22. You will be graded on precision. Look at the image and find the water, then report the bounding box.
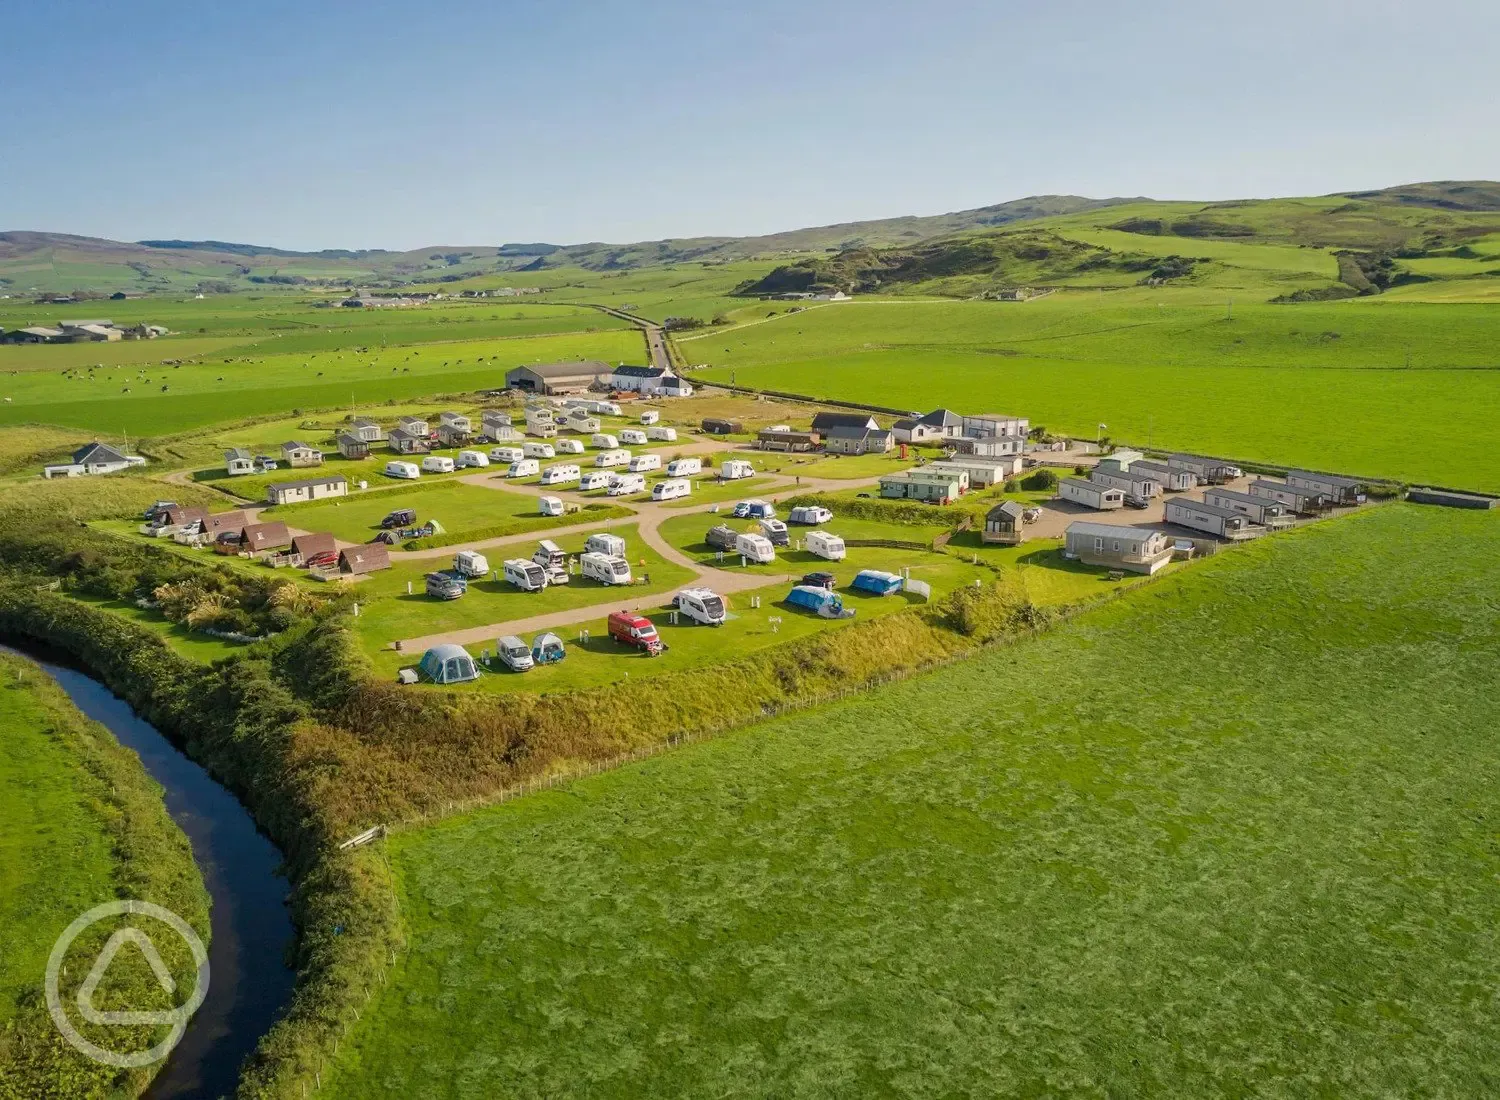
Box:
[3,643,296,1099]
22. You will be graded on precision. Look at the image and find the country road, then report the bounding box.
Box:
[591,304,674,370]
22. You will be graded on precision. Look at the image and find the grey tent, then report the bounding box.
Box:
[418,644,478,684]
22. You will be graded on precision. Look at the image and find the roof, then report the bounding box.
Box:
[397,415,427,426]
[422,643,470,662]
[1066,521,1164,541]
[77,324,116,337]
[892,418,918,430]
[1166,499,1249,521]
[987,501,1025,520]
[18,326,63,338]
[811,411,879,431]
[161,505,208,525]
[267,475,346,493]
[1287,469,1363,489]
[966,412,1025,422]
[241,521,291,548]
[225,447,252,461]
[1062,477,1120,494]
[1169,453,1238,468]
[1125,460,1176,476]
[614,364,667,378]
[1092,466,1159,484]
[351,416,380,427]
[511,360,610,379]
[291,532,338,558]
[388,426,418,441]
[1205,488,1282,509]
[757,428,818,440]
[281,440,314,452]
[917,408,963,427]
[1249,479,1325,499]
[336,433,366,447]
[203,510,248,534]
[73,441,128,465]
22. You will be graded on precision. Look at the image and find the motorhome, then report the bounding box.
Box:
[384,460,420,480]
[757,516,789,545]
[639,410,660,425]
[532,539,569,583]
[627,453,662,473]
[805,530,846,561]
[581,552,633,585]
[591,433,620,450]
[453,550,489,578]
[495,635,533,672]
[538,496,566,516]
[619,428,648,445]
[665,457,701,477]
[522,441,555,459]
[674,588,726,626]
[789,505,833,525]
[607,610,663,655]
[489,446,525,464]
[539,463,581,485]
[608,473,647,496]
[651,478,691,501]
[579,470,613,491]
[507,458,541,478]
[734,532,776,563]
[705,524,739,552]
[502,558,549,592]
[594,449,631,468]
[720,459,755,480]
[421,455,455,474]
[454,449,490,469]
[555,438,585,454]
[646,426,677,442]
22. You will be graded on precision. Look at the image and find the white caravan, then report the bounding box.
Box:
[734,532,776,563]
[538,496,566,516]
[384,460,420,479]
[506,458,540,478]
[579,470,613,491]
[674,587,726,626]
[580,552,633,585]
[646,426,677,442]
[665,457,701,477]
[639,410,660,426]
[454,449,490,469]
[585,532,626,557]
[502,558,549,592]
[619,428,648,446]
[608,473,647,496]
[805,530,847,561]
[594,449,631,468]
[720,459,755,480]
[421,455,455,474]
[591,433,620,450]
[453,550,489,577]
[489,446,524,464]
[651,478,691,501]
[522,441,556,459]
[627,453,662,473]
[555,438,585,454]
[539,463,581,485]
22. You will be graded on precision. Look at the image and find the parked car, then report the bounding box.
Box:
[496,635,533,672]
[607,611,665,656]
[1124,492,1150,509]
[800,571,837,590]
[381,508,417,529]
[425,571,466,600]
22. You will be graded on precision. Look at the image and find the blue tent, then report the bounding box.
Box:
[418,643,479,684]
[531,632,566,663]
[851,569,904,596]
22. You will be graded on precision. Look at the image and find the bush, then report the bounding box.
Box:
[1022,468,1059,492]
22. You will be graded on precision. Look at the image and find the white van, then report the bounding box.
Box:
[421,455,455,474]
[734,532,776,563]
[384,460,420,479]
[455,449,490,469]
[454,550,489,577]
[581,552,633,585]
[646,426,677,442]
[608,473,647,496]
[507,458,540,478]
[503,558,549,592]
[639,410,660,426]
[627,453,662,473]
[523,441,556,459]
[496,635,533,673]
[594,449,631,468]
[538,496,566,516]
[555,438,585,455]
[665,457,701,477]
[652,478,691,502]
[539,463,581,485]
[619,428,648,446]
[489,446,524,464]
[579,470,613,491]
[720,459,755,480]
[674,587,726,626]
[585,532,626,557]
[591,433,619,450]
[806,530,846,561]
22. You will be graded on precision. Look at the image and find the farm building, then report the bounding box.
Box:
[1063,521,1174,575]
[339,543,391,575]
[290,532,338,566]
[701,417,745,435]
[1059,477,1124,510]
[202,510,249,540]
[387,426,428,454]
[1124,459,1196,491]
[239,521,292,554]
[2,326,65,343]
[1202,487,1293,527]
[1168,453,1242,484]
[815,412,894,455]
[505,361,608,395]
[224,447,255,476]
[982,500,1026,545]
[1406,488,1499,509]
[1286,469,1365,505]
[336,433,370,460]
[879,469,966,503]
[1090,465,1162,498]
[926,456,1020,488]
[265,475,347,506]
[1165,498,1260,539]
[756,428,820,452]
[1248,479,1331,515]
[892,408,964,444]
[349,417,384,442]
[611,365,693,397]
[280,441,323,468]
[43,441,146,478]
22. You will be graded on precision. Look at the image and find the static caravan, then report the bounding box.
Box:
[1286,469,1365,505]
[539,463,581,485]
[384,460,420,480]
[720,459,755,480]
[585,532,626,557]
[1127,459,1196,492]
[665,457,701,477]
[1062,521,1174,575]
[1059,477,1124,510]
[579,470,613,491]
[567,414,601,433]
[982,500,1025,545]
[619,429,648,446]
[522,441,556,460]
[489,446,525,464]
[608,473,647,496]
[925,457,1016,489]
[591,433,620,450]
[734,532,776,563]
[556,438,585,454]
[646,426,677,442]
[1165,498,1260,539]
[674,588,726,626]
[1168,453,1242,485]
[594,449,631,468]
[507,458,541,478]
[421,455,455,474]
[1202,487,1293,526]
[1090,465,1162,498]
[503,558,549,592]
[640,410,661,426]
[805,530,846,561]
[455,449,490,469]
[652,478,691,501]
[628,453,662,473]
[1249,479,1330,515]
[580,552,633,585]
[879,470,966,504]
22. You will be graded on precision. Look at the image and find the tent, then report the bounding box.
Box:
[531,632,566,663]
[418,644,479,684]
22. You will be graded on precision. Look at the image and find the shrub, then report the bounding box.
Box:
[1022,468,1059,492]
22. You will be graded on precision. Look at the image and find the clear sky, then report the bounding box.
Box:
[2,0,1496,250]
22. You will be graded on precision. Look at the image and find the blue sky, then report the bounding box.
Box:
[2,0,1496,249]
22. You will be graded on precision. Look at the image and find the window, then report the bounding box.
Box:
[1093,537,1104,551]
[1112,540,1121,552]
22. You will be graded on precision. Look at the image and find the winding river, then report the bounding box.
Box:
[4,643,296,1100]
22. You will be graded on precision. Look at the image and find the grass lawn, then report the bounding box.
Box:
[64,594,250,662]
[325,504,1500,1097]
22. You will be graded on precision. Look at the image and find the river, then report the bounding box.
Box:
[4,643,296,1100]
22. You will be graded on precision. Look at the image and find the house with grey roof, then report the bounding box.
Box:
[1063,520,1174,574]
[224,447,255,476]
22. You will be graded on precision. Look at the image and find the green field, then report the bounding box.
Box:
[324,504,1500,1097]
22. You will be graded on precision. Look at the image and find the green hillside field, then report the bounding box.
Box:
[322,503,1500,1099]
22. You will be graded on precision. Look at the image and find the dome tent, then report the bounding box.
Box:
[418,643,478,684]
[531,632,566,663]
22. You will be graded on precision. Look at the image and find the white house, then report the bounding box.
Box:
[280,440,324,468]
[892,408,964,444]
[44,441,146,478]
[265,475,348,506]
[224,448,255,476]
[611,364,694,397]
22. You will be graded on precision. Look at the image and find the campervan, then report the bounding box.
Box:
[651,478,691,502]
[639,410,660,426]
[539,463,581,485]
[581,552,633,585]
[646,426,677,442]
[608,473,647,496]
[805,530,846,561]
[720,459,755,480]
[556,438,585,455]
[619,429,648,446]
[704,524,738,551]
[734,532,776,564]
[496,635,534,673]
[455,449,490,469]
[758,518,789,546]
[523,441,555,459]
[579,470,612,491]
[665,457,701,477]
[785,585,854,619]
[502,558,549,592]
[788,505,833,525]
[421,455,455,474]
[532,540,569,584]
[424,571,466,600]
[734,499,776,520]
[606,611,662,655]
[627,453,662,473]
[384,460,420,480]
[538,496,566,517]
[594,449,631,468]
[585,532,626,558]
[507,458,540,478]
[453,550,489,578]
[591,433,620,450]
[489,446,524,464]
[674,588,726,626]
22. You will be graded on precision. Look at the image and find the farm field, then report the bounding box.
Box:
[323,504,1500,1097]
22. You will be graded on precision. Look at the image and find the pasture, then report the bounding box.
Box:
[324,504,1500,1098]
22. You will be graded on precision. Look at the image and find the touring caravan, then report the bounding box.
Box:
[538,496,566,516]
[384,460,420,480]
[789,505,833,526]
[502,558,549,592]
[674,587,726,626]
[665,457,701,477]
[734,532,776,564]
[585,533,626,558]
[805,530,846,561]
[758,518,789,546]
[555,438,585,454]
[421,455,455,474]
[594,449,631,468]
[532,540,569,584]
[651,478,691,501]
[720,459,755,480]
[619,429,648,445]
[646,426,677,442]
[507,458,540,478]
[608,473,647,496]
[496,635,533,673]
[579,470,612,491]
[627,453,662,473]
[489,446,524,464]
[591,433,620,450]
[539,463,581,485]
[581,552,633,585]
[455,449,490,469]
[639,410,660,426]
[453,550,489,578]
[786,585,855,619]
[522,441,556,459]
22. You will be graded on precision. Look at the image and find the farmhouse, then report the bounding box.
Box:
[1202,487,1293,527]
[926,456,1020,488]
[1168,453,1242,484]
[436,412,472,446]
[1063,521,1174,575]
[814,412,894,455]
[339,543,391,575]
[239,521,292,554]
[701,418,745,435]
[879,469,966,504]
[505,361,608,395]
[1248,479,1330,515]
[1164,497,1260,539]
[265,475,347,506]
[280,440,323,467]
[349,417,385,442]
[1124,459,1196,491]
[1286,469,1365,505]
[224,447,255,476]
[336,433,370,460]
[892,408,964,444]
[756,428,820,452]
[387,426,428,455]
[290,532,338,566]
[611,365,694,397]
[43,441,146,478]
[982,500,1026,545]
[1059,477,1124,510]
[1090,465,1162,498]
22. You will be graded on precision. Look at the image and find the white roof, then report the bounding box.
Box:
[1066,521,1163,540]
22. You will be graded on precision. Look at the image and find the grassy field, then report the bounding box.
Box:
[64,594,250,662]
[324,504,1500,1097]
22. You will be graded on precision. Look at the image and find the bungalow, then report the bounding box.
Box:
[1164,497,1260,539]
[436,414,472,447]
[290,531,339,566]
[1059,477,1124,510]
[239,521,292,554]
[982,500,1026,545]
[1125,459,1196,492]
[143,505,208,536]
[701,417,745,435]
[927,455,1022,488]
[815,413,894,456]
[265,475,348,506]
[756,428,820,452]
[1286,469,1365,505]
[280,440,324,468]
[611,364,694,397]
[892,408,964,444]
[879,469,966,503]
[202,510,249,541]
[1168,453,1242,485]
[349,417,385,443]
[396,415,429,438]
[387,426,429,454]
[1202,487,1294,527]
[43,441,147,478]
[224,447,255,476]
[336,433,370,460]
[505,361,608,395]
[1090,465,1162,498]
[339,543,391,575]
[1063,521,1174,575]
[1248,479,1331,515]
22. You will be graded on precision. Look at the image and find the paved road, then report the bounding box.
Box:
[592,304,674,370]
